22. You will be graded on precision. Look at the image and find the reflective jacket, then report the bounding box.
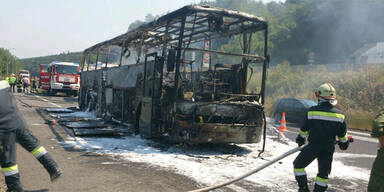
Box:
[371,109,384,138]
[9,76,16,84]
[0,80,27,132]
[299,102,348,144]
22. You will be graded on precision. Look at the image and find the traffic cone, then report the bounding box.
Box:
[279,112,287,132]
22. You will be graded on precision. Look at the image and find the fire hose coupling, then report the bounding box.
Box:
[337,135,353,150]
[348,135,354,142]
[336,135,354,144]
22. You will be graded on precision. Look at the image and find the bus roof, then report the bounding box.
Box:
[84,5,267,54]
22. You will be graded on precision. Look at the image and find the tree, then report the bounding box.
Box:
[0,48,21,77]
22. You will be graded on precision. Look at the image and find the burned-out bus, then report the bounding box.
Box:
[79,5,269,144]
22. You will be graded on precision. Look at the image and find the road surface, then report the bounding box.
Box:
[282,123,377,170]
[0,92,374,192]
[0,92,200,192]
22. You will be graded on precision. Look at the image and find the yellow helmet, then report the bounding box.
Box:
[315,83,336,100]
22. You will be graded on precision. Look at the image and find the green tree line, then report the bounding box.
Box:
[22,0,384,70]
[0,48,22,78]
[20,52,82,76]
[205,0,384,65]
[17,0,383,130]
[247,62,384,130]
[125,0,384,66]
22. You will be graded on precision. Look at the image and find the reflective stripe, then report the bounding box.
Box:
[308,111,345,123]
[2,165,19,176]
[315,176,328,187]
[299,130,309,138]
[31,146,47,158]
[338,133,348,142]
[294,168,306,176]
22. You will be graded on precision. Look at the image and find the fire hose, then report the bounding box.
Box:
[188,136,354,192]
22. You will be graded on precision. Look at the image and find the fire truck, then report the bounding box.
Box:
[19,69,30,79]
[40,61,80,96]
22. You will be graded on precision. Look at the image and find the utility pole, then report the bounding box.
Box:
[7,48,15,75]
[10,59,13,74]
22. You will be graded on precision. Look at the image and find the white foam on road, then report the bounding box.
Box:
[57,111,96,119]
[59,122,371,192]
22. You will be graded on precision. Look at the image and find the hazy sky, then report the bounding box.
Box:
[0,0,276,58]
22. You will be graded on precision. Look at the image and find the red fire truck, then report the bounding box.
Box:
[40,61,80,96]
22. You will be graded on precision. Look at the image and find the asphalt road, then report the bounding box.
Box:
[282,122,378,170]
[2,92,373,192]
[1,92,200,192]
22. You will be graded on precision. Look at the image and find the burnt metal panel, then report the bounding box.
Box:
[72,128,118,136]
[83,5,267,55]
[105,64,144,89]
[79,5,269,145]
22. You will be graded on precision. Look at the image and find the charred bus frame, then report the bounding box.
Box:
[80,5,269,144]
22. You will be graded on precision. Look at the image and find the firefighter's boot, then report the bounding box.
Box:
[6,187,24,192]
[4,170,23,192]
[6,183,24,192]
[295,175,310,192]
[313,175,328,192]
[37,153,62,182]
[313,184,327,192]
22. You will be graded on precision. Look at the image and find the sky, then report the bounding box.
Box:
[0,0,278,59]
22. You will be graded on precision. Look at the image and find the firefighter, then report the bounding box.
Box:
[367,109,384,192]
[0,80,62,192]
[293,83,349,192]
[31,77,37,93]
[21,76,29,93]
[9,74,16,92]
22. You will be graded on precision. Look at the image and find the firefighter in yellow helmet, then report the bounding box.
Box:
[293,83,349,192]
[367,109,384,191]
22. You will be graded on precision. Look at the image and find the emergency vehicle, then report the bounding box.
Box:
[40,61,80,96]
[18,70,30,81]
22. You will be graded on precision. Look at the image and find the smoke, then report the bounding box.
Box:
[304,0,384,64]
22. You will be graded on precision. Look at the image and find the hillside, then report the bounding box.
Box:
[247,62,384,130]
[20,52,82,76]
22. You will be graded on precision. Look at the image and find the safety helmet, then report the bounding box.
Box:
[315,83,336,100]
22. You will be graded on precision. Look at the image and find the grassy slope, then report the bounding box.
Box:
[248,62,384,131]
